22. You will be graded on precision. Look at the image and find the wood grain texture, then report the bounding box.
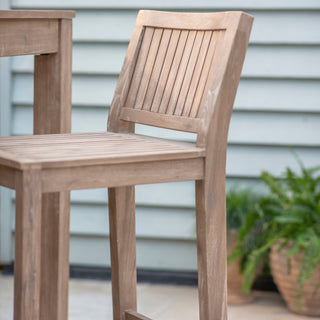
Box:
[120,108,200,132]
[125,310,153,320]
[0,10,75,19]
[0,132,204,169]
[139,10,228,30]
[0,165,17,189]
[109,186,137,320]
[14,169,42,320]
[0,10,74,320]
[34,19,72,135]
[39,192,70,320]
[0,9,253,320]
[33,17,73,320]
[0,19,58,56]
[166,30,197,115]
[195,12,253,320]
[41,158,204,192]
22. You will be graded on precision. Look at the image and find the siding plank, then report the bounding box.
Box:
[12,74,320,112]
[11,0,320,10]
[69,204,196,240]
[68,237,197,270]
[12,45,320,79]
[71,11,320,44]
[12,106,320,146]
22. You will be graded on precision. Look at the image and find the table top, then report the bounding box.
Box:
[0,10,75,19]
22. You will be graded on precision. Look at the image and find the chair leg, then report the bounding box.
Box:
[195,179,228,320]
[108,186,137,320]
[40,192,70,320]
[14,169,42,320]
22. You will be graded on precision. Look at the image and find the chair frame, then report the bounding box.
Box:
[0,10,253,320]
[107,11,253,320]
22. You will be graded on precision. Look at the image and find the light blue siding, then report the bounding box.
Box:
[0,0,12,265]
[1,0,319,269]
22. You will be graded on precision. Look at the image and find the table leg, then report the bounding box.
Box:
[33,18,72,320]
[14,169,42,320]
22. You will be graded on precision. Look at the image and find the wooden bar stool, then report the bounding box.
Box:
[0,10,253,320]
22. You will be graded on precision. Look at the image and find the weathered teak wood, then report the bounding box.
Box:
[33,16,73,320]
[0,9,253,320]
[14,169,42,320]
[109,187,137,320]
[125,310,153,320]
[107,10,253,320]
[0,9,74,320]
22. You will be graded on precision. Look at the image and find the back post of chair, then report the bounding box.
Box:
[107,10,253,320]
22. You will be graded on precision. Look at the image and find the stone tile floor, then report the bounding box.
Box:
[0,273,314,319]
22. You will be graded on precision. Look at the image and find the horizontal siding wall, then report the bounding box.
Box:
[6,0,320,270]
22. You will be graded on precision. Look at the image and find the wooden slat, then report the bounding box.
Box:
[143,28,172,111]
[151,29,180,112]
[125,310,153,320]
[183,31,212,117]
[190,31,220,118]
[166,30,196,115]
[125,27,154,109]
[134,28,163,110]
[0,19,59,56]
[0,10,75,19]
[120,108,200,133]
[174,30,205,116]
[0,132,204,168]
[158,30,189,113]
[196,31,225,119]
[41,158,204,193]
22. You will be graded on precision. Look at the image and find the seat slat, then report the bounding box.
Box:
[0,132,205,169]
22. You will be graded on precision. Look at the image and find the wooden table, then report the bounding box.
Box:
[0,10,75,320]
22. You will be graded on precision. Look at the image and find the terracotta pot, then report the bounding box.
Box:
[270,242,320,316]
[227,229,254,304]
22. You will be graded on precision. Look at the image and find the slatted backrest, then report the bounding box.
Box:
[108,11,253,146]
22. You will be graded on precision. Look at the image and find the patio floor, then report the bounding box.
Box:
[0,273,313,320]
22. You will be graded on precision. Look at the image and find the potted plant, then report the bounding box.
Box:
[226,188,260,304]
[230,161,320,316]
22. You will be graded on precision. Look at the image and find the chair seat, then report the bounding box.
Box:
[0,132,205,170]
